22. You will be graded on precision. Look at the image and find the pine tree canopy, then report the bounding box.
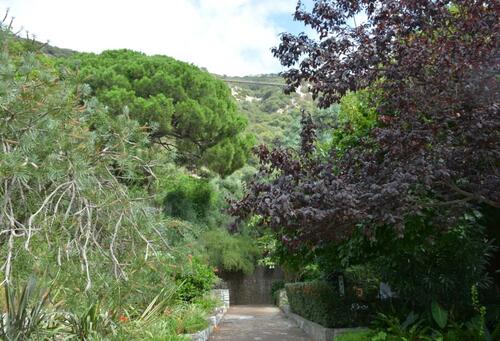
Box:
[61,49,254,176]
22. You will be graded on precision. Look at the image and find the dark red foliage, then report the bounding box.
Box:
[231,0,499,246]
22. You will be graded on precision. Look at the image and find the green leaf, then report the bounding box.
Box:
[431,301,448,329]
[401,311,418,329]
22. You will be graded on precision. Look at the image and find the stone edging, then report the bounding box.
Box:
[281,304,367,341]
[182,305,227,341]
[182,289,230,341]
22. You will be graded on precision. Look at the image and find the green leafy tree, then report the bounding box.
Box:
[201,229,260,274]
[0,25,172,290]
[61,50,253,175]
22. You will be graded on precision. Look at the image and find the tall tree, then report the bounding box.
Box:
[61,50,253,176]
[233,0,499,244]
[0,31,172,288]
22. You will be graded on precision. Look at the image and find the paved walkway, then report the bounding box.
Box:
[209,305,310,341]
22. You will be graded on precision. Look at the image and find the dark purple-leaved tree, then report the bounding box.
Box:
[232,0,499,247]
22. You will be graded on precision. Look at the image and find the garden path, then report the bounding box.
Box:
[209,305,310,341]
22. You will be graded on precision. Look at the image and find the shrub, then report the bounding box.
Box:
[192,295,220,313]
[163,175,216,222]
[343,266,380,302]
[271,280,285,304]
[201,229,259,274]
[367,220,495,312]
[0,278,51,340]
[372,309,490,341]
[335,330,372,341]
[174,258,217,302]
[285,281,373,328]
[175,305,209,334]
[62,302,117,339]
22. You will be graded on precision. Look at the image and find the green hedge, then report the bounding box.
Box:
[271,280,285,304]
[285,281,373,328]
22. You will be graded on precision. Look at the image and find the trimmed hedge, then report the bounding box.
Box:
[271,280,285,304]
[285,281,373,328]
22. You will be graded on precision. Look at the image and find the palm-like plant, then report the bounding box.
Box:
[0,277,49,340]
[62,302,117,340]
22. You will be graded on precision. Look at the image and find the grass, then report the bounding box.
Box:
[335,330,373,341]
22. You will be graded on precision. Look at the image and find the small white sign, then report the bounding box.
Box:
[338,275,345,296]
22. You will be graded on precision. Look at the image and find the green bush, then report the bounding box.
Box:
[63,302,117,339]
[201,229,259,274]
[176,306,209,334]
[162,175,216,222]
[0,278,51,340]
[192,295,220,313]
[271,280,285,304]
[335,330,372,341]
[372,309,490,341]
[367,219,495,313]
[285,281,373,328]
[174,258,217,302]
[343,266,380,302]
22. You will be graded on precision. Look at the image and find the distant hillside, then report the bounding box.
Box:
[32,41,324,147]
[218,74,317,147]
[15,36,77,58]
[40,43,76,58]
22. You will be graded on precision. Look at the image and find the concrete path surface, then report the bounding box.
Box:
[209,305,310,341]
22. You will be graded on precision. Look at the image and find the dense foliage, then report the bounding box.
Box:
[226,74,341,149]
[231,0,499,335]
[285,281,373,328]
[226,75,309,147]
[174,257,218,302]
[201,229,260,274]
[2,1,499,338]
[62,50,254,176]
[234,0,499,248]
[0,18,261,339]
[0,35,167,289]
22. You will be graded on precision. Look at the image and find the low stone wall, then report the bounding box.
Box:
[281,304,367,341]
[211,289,230,308]
[182,289,230,341]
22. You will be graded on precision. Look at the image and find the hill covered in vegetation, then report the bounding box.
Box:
[32,40,315,151]
[223,74,308,147]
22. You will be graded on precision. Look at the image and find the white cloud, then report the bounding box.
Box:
[0,0,300,76]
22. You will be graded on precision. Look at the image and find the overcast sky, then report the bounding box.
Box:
[0,0,311,76]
